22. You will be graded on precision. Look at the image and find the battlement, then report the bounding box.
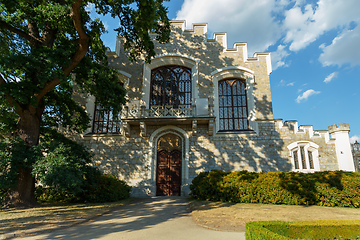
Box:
[274,119,332,143]
[328,123,350,134]
[170,21,271,73]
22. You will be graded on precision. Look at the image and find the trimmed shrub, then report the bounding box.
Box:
[35,171,131,203]
[190,170,360,207]
[83,172,131,203]
[190,170,227,201]
[246,220,360,240]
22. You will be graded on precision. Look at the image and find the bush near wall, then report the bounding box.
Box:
[36,172,131,203]
[245,220,360,240]
[190,170,360,208]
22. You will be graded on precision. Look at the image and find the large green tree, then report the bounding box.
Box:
[0,0,170,205]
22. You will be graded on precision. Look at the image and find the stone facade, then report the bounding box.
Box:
[76,21,355,197]
[352,141,360,172]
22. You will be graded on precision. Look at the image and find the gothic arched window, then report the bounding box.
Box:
[218,79,249,131]
[288,141,320,172]
[150,66,192,108]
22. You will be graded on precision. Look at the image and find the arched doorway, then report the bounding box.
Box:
[156,133,182,196]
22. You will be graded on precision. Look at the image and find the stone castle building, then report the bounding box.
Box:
[76,21,355,197]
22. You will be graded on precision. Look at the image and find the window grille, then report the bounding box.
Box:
[92,104,121,134]
[308,151,314,169]
[218,79,249,131]
[293,150,299,169]
[150,66,192,108]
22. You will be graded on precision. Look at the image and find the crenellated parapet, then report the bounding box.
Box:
[274,119,332,143]
[274,119,355,171]
[167,21,272,74]
[328,123,350,134]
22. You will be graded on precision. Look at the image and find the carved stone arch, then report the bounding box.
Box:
[211,67,256,134]
[143,54,200,108]
[149,126,190,196]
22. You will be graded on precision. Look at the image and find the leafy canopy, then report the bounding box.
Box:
[0,0,170,132]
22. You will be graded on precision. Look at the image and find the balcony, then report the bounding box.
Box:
[121,99,215,137]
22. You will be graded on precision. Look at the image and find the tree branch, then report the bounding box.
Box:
[65,0,89,76]
[36,0,89,102]
[0,19,39,44]
[41,24,57,47]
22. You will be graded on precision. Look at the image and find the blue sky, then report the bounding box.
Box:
[97,0,360,142]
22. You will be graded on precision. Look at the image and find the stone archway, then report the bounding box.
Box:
[156,133,182,196]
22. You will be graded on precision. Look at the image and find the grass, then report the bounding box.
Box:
[0,198,133,237]
[189,200,360,232]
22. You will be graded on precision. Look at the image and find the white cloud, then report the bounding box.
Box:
[287,82,295,86]
[296,89,320,103]
[175,0,360,68]
[319,25,360,67]
[176,0,282,55]
[271,44,290,70]
[350,135,360,144]
[278,79,295,87]
[283,0,360,51]
[323,71,338,83]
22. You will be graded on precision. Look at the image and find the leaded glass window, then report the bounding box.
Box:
[92,104,121,134]
[293,150,299,169]
[300,146,307,169]
[308,151,314,169]
[218,79,249,131]
[150,66,192,108]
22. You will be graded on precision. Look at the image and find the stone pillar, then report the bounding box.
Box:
[328,123,355,172]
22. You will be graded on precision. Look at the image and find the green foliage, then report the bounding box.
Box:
[190,170,360,208]
[0,137,41,190]
[0,0,170,122]
[83,171,131,203]
[246,220,360,240]
[0,100,17,138]
[35,170,131,203]
[190,170,227,201]
[246,221,289,240]
[33,131,93,195]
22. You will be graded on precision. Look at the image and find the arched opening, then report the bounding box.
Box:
[156,133,182,196]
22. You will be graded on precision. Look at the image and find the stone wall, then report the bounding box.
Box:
[76,119,341,197]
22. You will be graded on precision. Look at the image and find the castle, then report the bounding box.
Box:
[76,21,355,197]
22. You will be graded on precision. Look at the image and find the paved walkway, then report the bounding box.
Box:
[16,197,245,240]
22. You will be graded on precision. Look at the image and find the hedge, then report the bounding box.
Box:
[36,172,131,203]
[190,170,360,208]
[246,220,360,239]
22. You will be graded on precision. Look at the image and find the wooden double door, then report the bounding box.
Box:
[156,149,182,196]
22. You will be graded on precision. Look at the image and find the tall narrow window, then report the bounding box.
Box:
[308,151,314,169]
[150,66,192,108]
[300,146,307,169]
[293,150,299,169]
[92,104,121,134]
[218,79,248,131]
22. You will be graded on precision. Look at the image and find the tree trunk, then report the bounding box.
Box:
[6,107,43,207]
[17,108,42,147]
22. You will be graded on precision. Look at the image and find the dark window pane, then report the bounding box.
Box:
[218,79,249,131]
[300,146,307,169]
[293,150,299,169]
[308,151,314,169]
[150,66,192,108]
[92,104,121,134]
